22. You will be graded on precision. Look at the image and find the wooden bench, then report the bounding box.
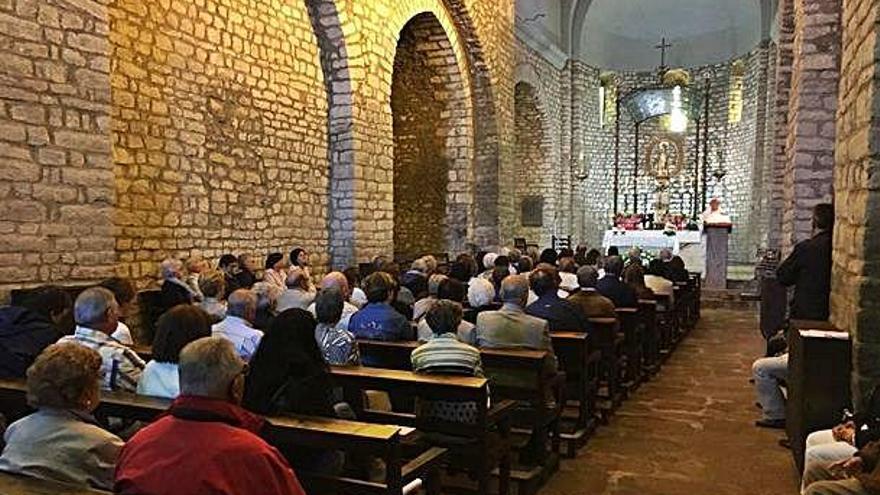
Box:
[638,300,660,376]
[587,317,624,419]
[0,379,446,495]
[654,294,675,356]
[0,472,110,495]
[616,307,643,391]
[330,365,515,495]
[550,331,599,456]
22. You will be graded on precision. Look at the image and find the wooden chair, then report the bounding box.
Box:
[0,380,447,495]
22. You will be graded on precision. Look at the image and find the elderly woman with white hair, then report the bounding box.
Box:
[464,277,497,324]
[412,273,448,321]
[158,258,197,315]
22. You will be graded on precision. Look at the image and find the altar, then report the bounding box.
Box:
[602,229,706,273]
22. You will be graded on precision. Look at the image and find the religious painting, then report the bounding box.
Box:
[521,196,544,227]
[644,134,685,183]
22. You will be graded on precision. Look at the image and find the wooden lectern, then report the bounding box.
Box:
[704,223,731,290]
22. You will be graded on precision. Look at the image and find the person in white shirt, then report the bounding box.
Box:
[98,277,137,345]
[557,258,579,292]
[138,305,212,399]
[57,288,144,392]
[211,289,264,361]
[307,272,359,328]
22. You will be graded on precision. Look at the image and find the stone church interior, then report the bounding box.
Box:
[0,0,875,493]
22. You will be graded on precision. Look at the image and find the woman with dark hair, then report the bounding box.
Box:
[243,309,344,473]
[263,252,287,297]
[137,305,212,398]
[584,248,601,267]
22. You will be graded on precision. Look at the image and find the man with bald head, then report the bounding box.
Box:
[307,271,359,330]
[212,289,263,361]
[475,275,554,356]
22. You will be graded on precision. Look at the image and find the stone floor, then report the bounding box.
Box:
[540,308,799,495]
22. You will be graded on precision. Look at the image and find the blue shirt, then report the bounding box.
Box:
[348,303,411,344]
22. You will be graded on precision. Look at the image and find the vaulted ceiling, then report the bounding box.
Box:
[516,0,779,70]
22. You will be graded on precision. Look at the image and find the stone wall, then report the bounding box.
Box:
[0,0,116,296]
[780,0,841,255]
[0,0,516,296]
[832,0,880,410]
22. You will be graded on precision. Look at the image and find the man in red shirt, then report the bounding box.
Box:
[115,337,306,495]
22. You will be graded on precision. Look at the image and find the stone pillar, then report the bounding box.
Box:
[832,0,880,411]
[780,0,841,255]
[768,0,795,251]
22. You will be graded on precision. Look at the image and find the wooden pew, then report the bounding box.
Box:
[329,365,515,495]
[654,294,675,357]
[588,317,624,419]
[638,300,660,376]
[0,472,110,495]
[0,379,446,495]
[550,331,599,456]
[616,307,643,391]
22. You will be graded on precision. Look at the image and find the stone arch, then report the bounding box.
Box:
[305,0,357,268]
[390,11,475,261]
[514,81,553,246]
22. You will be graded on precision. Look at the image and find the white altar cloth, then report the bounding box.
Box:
[602,229,702,255]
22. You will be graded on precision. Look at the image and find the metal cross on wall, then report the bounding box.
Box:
[655,37,672,71]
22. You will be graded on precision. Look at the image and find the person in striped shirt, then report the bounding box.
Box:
[411,301,485,424]
[57,287,145,392]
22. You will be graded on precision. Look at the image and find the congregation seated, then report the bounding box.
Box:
[115,337,306,495]
[801,421,859,493]
[0,285,72,379]
[58,287,144,392]
[526,266,588,332]
[138,305,212,399]
[276,268,316,312]
[413,273,447,321]
[158,258,196,316]
[567,266,617,319]
[475,274,555,360]
[313,288,360,365]
[98,277,137,345]
[417,278,476,344]
[243,309,350,474]
[802,439,880,495]
[584,248,601,268]
[0,343,123,490]
[197,270,227,323]
[412,301,485,422]
[450,253,478,283]
[622,262,656,301]
[307,271,360,330]
[218,254,242,295]
[596,256,638,308]
[464,277,498,324]
[539,248,558,266]
[349,272,412,343]
[644,259,674,304]
[211,289,264,361]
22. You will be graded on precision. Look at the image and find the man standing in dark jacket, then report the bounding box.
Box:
[776,203,834,320]
[0,286,73,378]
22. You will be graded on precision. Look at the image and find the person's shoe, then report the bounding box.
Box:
[755,418,786,429]
[778,438,791,449]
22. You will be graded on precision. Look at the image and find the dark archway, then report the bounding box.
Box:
[391,12,471,262]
